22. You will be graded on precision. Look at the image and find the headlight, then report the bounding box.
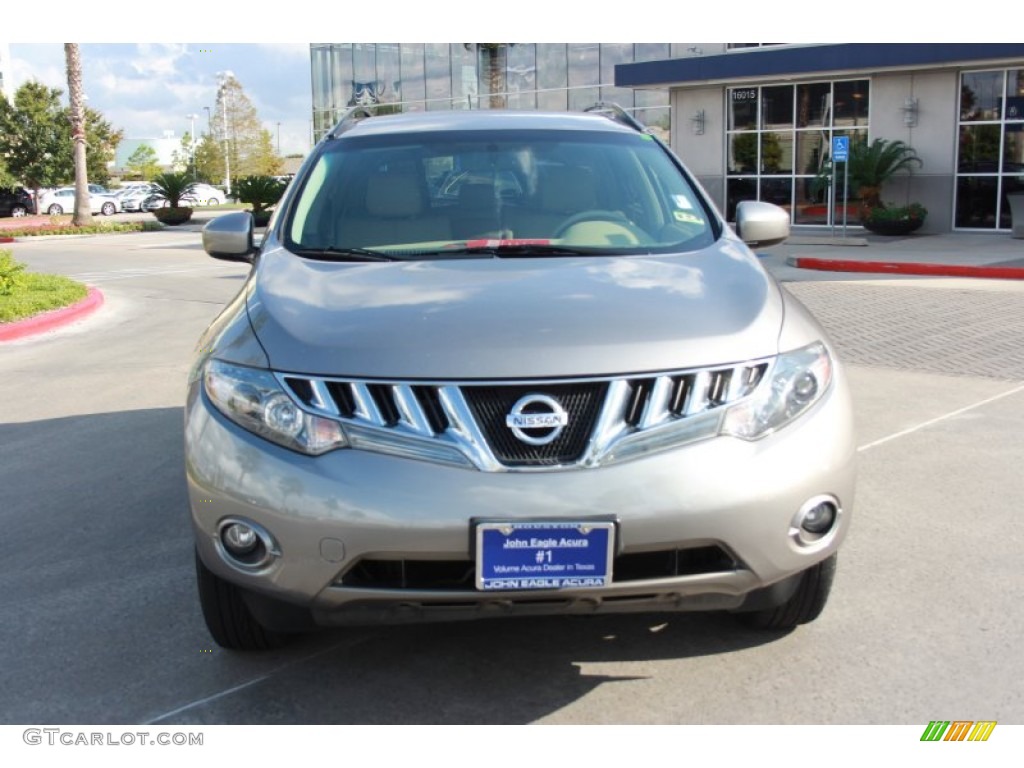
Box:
[720,342,832,440]
[203,359,348,455]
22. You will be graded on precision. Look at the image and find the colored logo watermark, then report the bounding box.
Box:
[921,721,997,742]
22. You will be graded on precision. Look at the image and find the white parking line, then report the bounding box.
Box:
[857,382,1024,452]
[68,264,241,282]
[143,639,351,725]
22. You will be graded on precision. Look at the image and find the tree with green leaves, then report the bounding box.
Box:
[0,158,17,188]
[82,107,122,186]
[0,82,72,211]
[171,132,197,178]
[249,129,283,176]
[65,43,92,226]
[126,144,162,180]
[211,73,283,184]
[193,132,222,184]
[0,80,123,207]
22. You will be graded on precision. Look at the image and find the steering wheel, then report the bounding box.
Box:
[554,209,631,238]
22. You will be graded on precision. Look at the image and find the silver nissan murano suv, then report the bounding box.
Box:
[187,106,855,650]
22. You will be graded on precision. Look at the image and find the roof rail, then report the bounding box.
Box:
[583,102,649,134]
[324,106,375,140]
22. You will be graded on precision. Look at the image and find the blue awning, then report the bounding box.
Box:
[616,44,1024,88]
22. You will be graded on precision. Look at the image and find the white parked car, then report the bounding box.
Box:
[184,183,226,206]
[38,187,120,216]
[119,185,157,212]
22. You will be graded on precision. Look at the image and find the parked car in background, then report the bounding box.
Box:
[0,187,34,218]
[37,187,120,216]
[184,183,226,206]
[120,185,157,212]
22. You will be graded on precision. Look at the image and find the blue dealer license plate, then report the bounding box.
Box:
[475,521,615,591]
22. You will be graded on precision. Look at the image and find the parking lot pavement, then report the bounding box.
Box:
[0,230,1022,725]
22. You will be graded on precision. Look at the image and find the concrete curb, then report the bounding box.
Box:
[786,257,1024,280]
[0,287,105,342]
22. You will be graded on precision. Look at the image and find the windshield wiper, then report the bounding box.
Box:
[293,246,399,262]
[441,240,601,258]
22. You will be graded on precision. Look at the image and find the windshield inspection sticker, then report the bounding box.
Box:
[674,211,704,225]
[672,195,693,209]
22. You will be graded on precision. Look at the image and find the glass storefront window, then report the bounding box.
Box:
[333,44,353,111]
[726,79,869,224]
[959,124,1002,172]
[794,177,830,225]
[309,43,672,144]
[424,43,451,110]
[956,69,1024,229]
[833,80,869,127]
[352,44,377,106]
[451,43,478,108]
[759,177,792,213]
[507,44,537,110]
[795,130,828,177]
[956,176,999,227]
[725,178,757,221]
[761,85,793,130]
[536,43,568,111]
[376,43,400,106]
[635,44,669,62]
[961,71,1003,121]
[399,44,425,111]
[796,82,830,128]
[729,87,758,131]
[600,43,634,108]
[1004,125,1024,172]
[729,134,758,175]
[760,132,793,174]
[567,43,599,111]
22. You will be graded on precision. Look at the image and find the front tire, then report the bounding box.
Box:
[11,205,27,217]
[738,553,837,630]
[101,202,116,216]
[47,204,63,215]
[195,550,288,651]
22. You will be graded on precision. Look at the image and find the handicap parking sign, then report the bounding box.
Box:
[832,136,850,162]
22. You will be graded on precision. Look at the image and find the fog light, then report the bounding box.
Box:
[790,495,842,549]
[222,522,258,555]
[215,518,278,571]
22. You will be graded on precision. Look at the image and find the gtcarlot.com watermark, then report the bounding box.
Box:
[23,728,203,747]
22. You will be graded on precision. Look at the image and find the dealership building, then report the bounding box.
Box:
[310,43,1024,233]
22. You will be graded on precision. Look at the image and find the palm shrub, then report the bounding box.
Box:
[149,171,196,225]
[150,171,196,209]
[847,138,922,210]
[234,175,286,225]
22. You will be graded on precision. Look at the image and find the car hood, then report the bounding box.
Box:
[247,239,784,379]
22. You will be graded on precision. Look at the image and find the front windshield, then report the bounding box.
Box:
[286,128,718,258]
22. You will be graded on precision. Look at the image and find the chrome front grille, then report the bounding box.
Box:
[462,382,607,466]
[277,359,771,471]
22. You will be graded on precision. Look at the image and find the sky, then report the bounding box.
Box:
[7,43,313,156]
[2,3,1007,161]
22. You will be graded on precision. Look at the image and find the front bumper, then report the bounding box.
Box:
[186,373,856,626]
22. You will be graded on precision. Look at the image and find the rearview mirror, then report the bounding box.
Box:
[203,212,256,262]
[735,201,790,248]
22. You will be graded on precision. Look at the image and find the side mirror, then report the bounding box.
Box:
[203,212,256,262]
[735,201,790,248]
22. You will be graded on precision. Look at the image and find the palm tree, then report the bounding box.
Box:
[150,171,196,208]
[234,175,286,226]
[149,171,196,225]
[847,138,922,210]
[64,44,92,226]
